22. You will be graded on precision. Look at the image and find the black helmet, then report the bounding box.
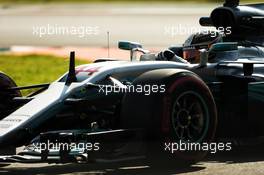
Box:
[183,31,222,63]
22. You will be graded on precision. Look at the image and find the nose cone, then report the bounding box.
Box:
[0,111,42,148]
[0,83,69,149]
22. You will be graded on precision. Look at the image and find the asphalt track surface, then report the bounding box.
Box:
[1,145,264,175]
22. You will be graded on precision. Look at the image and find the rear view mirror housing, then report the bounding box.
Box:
[118,41,142,51]
[118,41,149,61]
[209,42,238,52]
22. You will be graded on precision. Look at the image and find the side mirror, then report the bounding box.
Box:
[118,41,142,51]
[118,41,148,61]
[209,42,238,63]
[209,42,238,52]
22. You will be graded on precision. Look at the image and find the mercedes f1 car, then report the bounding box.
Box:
[0,0,264,164]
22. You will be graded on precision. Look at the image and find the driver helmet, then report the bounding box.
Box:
[182,31,223,63]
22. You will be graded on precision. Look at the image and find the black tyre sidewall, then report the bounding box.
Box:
[159,74,217,161]
[121,71,217,162]
[0,72,21,119]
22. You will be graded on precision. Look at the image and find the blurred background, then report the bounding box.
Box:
[0,0,261,59]
[0,0,262,89]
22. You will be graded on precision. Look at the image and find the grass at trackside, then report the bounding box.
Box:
[0,54,89,95]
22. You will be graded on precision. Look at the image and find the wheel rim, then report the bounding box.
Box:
[171,91,209,143]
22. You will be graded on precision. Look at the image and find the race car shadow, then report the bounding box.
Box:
[205,144,264,164]
[0,160,205,175]
[1,145,264,175]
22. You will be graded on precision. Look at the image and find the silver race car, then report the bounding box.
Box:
[0,0,264,164]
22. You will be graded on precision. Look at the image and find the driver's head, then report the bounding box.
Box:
[182,31,222,63]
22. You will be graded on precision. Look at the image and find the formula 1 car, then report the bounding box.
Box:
[0,0,264,164]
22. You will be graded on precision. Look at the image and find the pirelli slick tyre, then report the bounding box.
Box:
[121,69,217,163]
[0,72,21,119]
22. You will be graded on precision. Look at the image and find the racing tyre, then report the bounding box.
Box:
[121,69,217,164]
[0,72,21,119]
